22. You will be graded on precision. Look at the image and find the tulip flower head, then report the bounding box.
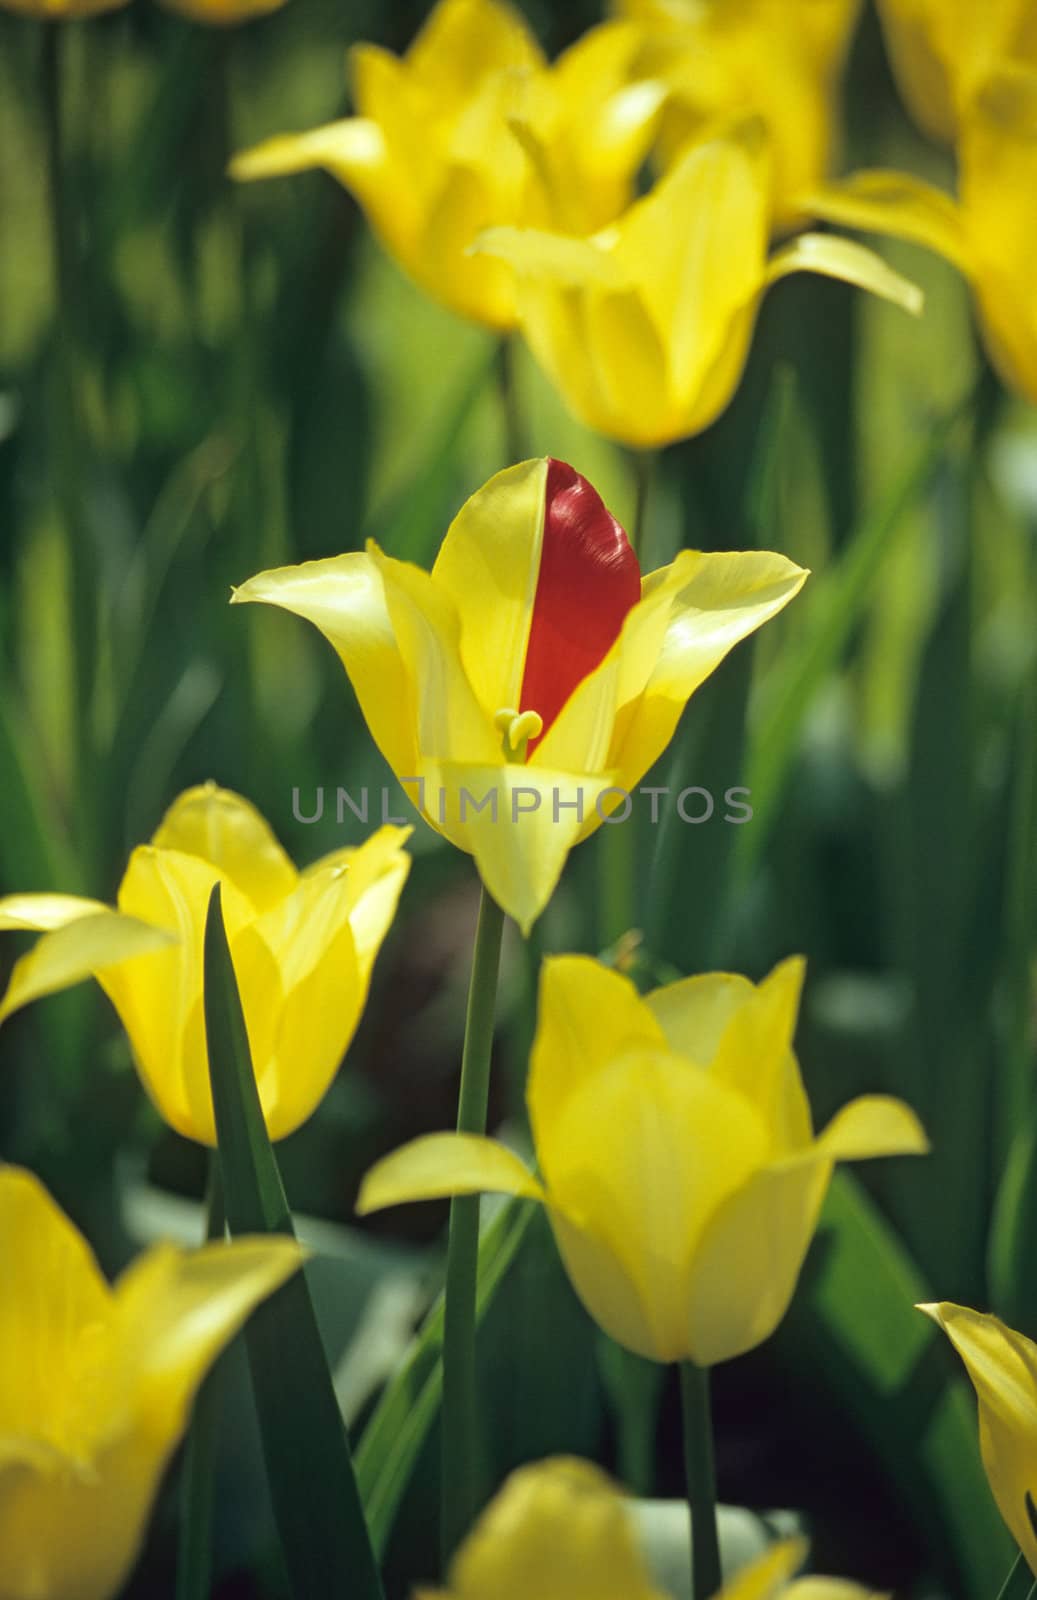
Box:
[0,1165,304,1600]
[874,0,1037,141]
[919,1302,1037,1576]
[418,1455,878,1600]
[806,66,1037,408]
[474,122,922,447]
[229,0,663,328]
[616,0,861,228]
[0,784,411,1144]
[359,954,928,1365]
[234,457,808,933]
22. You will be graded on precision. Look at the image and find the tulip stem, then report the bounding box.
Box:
[680,1361,722,1600]
[176,1157,226,1600]
[496,335,524,464]
[629,448,656,563]
[441,884,506,1568]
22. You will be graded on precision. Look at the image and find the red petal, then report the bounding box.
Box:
[519,459,641,753]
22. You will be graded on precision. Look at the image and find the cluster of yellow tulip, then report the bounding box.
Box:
[1,0,1036,1595]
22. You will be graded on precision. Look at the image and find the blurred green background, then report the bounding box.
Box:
[1,2,1035,1595]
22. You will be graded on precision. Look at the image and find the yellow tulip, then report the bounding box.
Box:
[234,457,807,934]
[157,0,285,25]
[417,1456,878,1600]
[228,0,663,329]
[919,1302,1037,1576]
[0,783,410,1144]
[359,954,927,1366]
[805,67,1037,406]
[0,1164,303,1600]
[873,0,1037,142]
[473,123,922,448]
[614,0,860,228]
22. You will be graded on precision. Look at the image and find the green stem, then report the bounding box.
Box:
[628,449,656,563]
[680,1362,721,1600]
[440,885,506,1568]
[176,1157,226,1600]
[496,335,524,465]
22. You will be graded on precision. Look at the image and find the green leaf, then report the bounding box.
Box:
[203,883,384,1600]
[356,1197,535,1560]
[774,1172,1012,1599]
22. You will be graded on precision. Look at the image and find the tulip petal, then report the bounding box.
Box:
[406,0,544,99]
[445,1456,669,1600]
[431,458,549,721]
[112,1236,306,1437]
[0,1166,112,1449]
[684,1153,831,1365]
[766,231,924,316]
[150,783,297,912]
[645,970,757,1064]
[918,1302,1037,1572]
[473,225,630,290]
[529,955,666,1173]
[356,1132,545,1215]
[0,911,175,1028]
[232,553,419,779]
[547,1049,770,1362]
[0,892,110,931]
[816,1095,929,1160]
[424,758,618,933]
[802,171,972,274]
[612,548,808,793]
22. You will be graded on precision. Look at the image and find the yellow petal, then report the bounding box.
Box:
[445,1456,668,1600]
[644,971,757,1062]
[546,1049,769,1362]
[766,231,924,317]
[405,0,544,98]
[684,1154,831,1365]
[430,459,549,721]
[874,0,957,142]
[232,553,419,779]
[918,1302,1037,1573]
[0,893,110,931]
[816,1095,929,1160]
[423,759,619,934]
[473,225,630,290]
[235,829,409,1140]
[112,1236,305,1437]
[0,911,175,1028]
[802,171,972,275]
[612,548,808,792]
[529,955,666,1177]
[150,783,297,911]
[356,1132,545,1215]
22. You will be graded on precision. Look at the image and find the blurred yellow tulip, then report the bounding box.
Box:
[874,0,1037,141]
[0,0,125,15]
[0,784,410,1144]
[158,0,285,25]
[806,67,1037,406]
[615,0,860,227]
[0,1164,303,1600]
[417,1456,879,1600]
[234,457,806,934]
[359,954,927,1366]
[919,1302,1037,1576]
[474,123,922,447]
[229,0,663,328]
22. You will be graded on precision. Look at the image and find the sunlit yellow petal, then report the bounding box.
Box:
[613,549,808,791]
[0,912,175,1028]
[0,893,110,931]
[405,0,544,99]
[529,955,666,1175]
[816,1095,929,1159]
[919,1302,1037,1572]
[356,1132,545,1215]
[232,554,419,779]
[766,232,924,316]
[684,1155,831,1365]
[431,459,548,720]
[150,783,297,911]
[803,172,972,275]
